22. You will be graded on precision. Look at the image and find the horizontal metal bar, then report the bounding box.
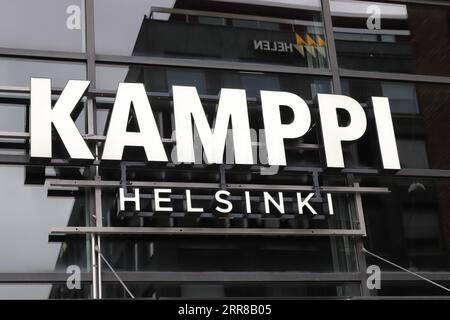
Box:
[93,89,259,102]
[341,168,379,175]
[150,6,323,28]
[380,272,450,281]
[0,132,103,141]
[0,85,30,94]
[225,183,314,191]
[96,54,333,76]
[395,168,450,178]
[0,154,96,166]
[384,0,450,7]
[0,272,92,283]
[0,132,319,148]
[94,89,315,107]
[1,271,449,284]
[351,296,450,300]
[0,154,29,164]
[225,184,389,193]
[0,85,85,95]
[342,167,450,178]
[47,179,390,193]
[340,69,450,84]
[48,179,220,189]
[0,153,448,180]
[0,85,312,105]
[0,47,87,62]
[288,143,321,150]
[0,131,29,139]
[50,226,365,237]
[118,212,314,219]
[319,186,389,194]
[333,27,410,36]
[101,271,361,283]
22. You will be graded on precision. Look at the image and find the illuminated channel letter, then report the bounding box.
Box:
[154,188,173,212]
[119,188,140,211]
[173,86,253,164]
[102,83,167,161]
[372,97,401,170]
[317,94,367,168]
[215,190,232,213]
[30,78,93,159]
[263,192,285,214]
[261,90,311,166]
[185,189,203,212]
[296,193,317,215]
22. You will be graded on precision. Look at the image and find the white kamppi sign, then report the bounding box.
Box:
[29,78,400,170]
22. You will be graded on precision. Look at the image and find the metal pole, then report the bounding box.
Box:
[96,235,102,298]
[90,233,98,299]
[97,249,135,299]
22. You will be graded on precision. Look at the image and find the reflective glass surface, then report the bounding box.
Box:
[342,79,450,170]
[0,0,85,52]
[0,165,89,272]
[332,0,450,76]
[100,237,357,272]
[362,177,450,271]
[95,0,328,68]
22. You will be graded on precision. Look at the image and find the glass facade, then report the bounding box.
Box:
[0,0,450,300]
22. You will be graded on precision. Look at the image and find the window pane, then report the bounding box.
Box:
[94,0,328,69]
[0,165,89,272]
[99,237,357,272]
[0,104,26,132]
[362,177,450,271]
[0,0,85,52]
[331,0,450,76]
[0,58,86,87]
[102,283,360,299]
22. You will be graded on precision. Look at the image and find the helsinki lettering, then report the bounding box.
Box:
[118,188,334,215]
[29,78,401,170]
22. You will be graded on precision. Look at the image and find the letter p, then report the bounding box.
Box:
[317,94,367,168]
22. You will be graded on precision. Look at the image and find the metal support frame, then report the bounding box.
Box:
[85,0,102,299]
[101,271,362,283]
[1,270,449,283]
[50,226,366,237]
[47,178,390,194]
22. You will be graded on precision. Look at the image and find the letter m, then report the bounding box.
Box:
[30,78,93,159]
[173,86,253,164]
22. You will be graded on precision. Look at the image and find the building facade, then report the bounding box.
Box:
[0,0,450,299]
